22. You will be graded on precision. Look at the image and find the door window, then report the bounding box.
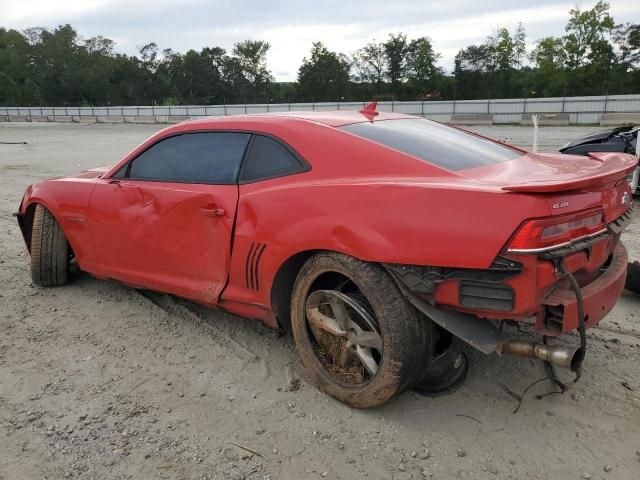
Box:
[127,132,250,183]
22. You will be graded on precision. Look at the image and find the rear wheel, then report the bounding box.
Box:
[290,252,432,408]
[30,204,69,287]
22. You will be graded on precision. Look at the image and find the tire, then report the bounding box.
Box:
[290,252,432,408]
[30,204,69,287]
[414,330,469,397]
[626,261,640,294]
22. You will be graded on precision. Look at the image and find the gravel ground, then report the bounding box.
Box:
[1,122,639,480]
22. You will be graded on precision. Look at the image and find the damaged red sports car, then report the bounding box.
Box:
[15,104,637,407]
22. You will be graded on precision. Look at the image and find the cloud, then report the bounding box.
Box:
[2,0,639,80]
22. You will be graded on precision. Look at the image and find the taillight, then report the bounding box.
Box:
[506,208,606,253]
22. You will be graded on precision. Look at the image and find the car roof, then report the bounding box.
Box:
[184,110,416,128]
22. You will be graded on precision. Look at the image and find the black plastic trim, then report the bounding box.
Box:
[383,256,522,305]
[458,281,515,311]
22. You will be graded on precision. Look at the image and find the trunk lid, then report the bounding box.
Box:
[463,151,636,223]
[499,152,637,193]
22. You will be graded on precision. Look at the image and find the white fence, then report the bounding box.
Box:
[2,94,640,125]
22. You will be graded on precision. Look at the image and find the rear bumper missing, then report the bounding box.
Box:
[385,243,628,359]
[540,242,628,334]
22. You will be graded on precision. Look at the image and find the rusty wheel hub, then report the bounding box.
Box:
[305,289,382,378]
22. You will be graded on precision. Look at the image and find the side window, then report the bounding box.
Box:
[111,164,128,178]
[239,135,307,182]
[127,132,250,183]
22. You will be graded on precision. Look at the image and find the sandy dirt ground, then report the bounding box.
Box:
[1,122,639,480]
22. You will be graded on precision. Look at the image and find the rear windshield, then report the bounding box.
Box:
[340,119,522,171]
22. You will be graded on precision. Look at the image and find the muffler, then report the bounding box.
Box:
[499,340,583,371]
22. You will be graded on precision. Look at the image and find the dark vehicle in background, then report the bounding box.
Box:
[560,126,639,195]
[561,126,640,295]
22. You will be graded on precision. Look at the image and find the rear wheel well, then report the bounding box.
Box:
[270,250,319,332]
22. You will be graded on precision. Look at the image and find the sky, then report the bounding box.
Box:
[2,0,640,81]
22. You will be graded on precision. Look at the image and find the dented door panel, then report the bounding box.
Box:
[88,179,238,303]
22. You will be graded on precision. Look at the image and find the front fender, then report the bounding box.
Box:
[15,179,97,267]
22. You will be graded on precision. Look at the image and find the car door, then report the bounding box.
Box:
[88,131,250,304]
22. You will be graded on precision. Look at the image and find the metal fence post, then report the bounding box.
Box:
[421,101,424,116]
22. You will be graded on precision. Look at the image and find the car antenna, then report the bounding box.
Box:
[359,101,379,119]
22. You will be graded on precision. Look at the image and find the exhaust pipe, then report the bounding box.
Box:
[500,340,583,371]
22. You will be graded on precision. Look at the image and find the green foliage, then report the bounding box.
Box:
[352,40,386,86]
[0,0,639,107]
[297,42,350,101]
[383,33,408,86]
[564,0,614,69]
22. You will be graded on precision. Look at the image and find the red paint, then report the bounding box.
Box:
[16,111,635,335]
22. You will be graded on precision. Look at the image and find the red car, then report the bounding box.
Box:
[15,104,636,407]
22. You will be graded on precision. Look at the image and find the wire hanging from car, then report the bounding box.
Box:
[499,259,586,413]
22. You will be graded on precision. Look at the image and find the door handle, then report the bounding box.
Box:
[200,206,225,217]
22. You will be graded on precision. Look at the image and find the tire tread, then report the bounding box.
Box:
[30,204,69,286]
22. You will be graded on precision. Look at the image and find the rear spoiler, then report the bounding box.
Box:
[502,152,638,193]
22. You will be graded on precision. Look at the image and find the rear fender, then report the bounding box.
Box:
[223,181,551,314]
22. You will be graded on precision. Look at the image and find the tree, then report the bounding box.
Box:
[139,42,159,69]
[383,33,408,87]
[405,37,441,93]
[531,37,567,95]
[614,23,640,70]
[564,0,614,69]
[297,42,350,101]
[453,44,495,99]
[0,28,34,104]
[1,9,639,107]
[489,24,527,71]
[84,36,114,56]
[232,40,273,101]
[352,40,386,86]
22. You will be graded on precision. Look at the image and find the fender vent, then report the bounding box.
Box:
[246,242,267,290]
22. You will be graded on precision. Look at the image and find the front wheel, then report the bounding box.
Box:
[30,204,70,287]
[290,252,432,408]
